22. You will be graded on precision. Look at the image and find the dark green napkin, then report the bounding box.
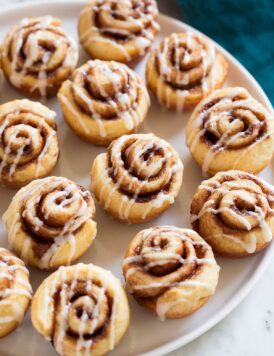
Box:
[177,0,274,104]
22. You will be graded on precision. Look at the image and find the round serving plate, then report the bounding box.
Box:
[0,1,273,355]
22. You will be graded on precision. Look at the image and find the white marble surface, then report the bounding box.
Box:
[1,1,274,355]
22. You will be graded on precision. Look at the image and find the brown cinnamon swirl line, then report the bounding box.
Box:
[78,0,159,64]
[190,170,274,257]
[0,248,32,337]
[186,87,274,176]
[31,263,130,355]
[123,226,219,320]
[1,16,78,98]
[0,99,59,188]
[58,59,150,145]
[3,176,97,270]
[146,32,228,111]
[90,133,183,223]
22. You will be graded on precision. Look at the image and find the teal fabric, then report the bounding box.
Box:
[177,0,274,104]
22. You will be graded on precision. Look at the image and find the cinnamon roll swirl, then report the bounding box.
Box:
[186,87,274,176]
[1,16,78,98]
[191,170,274,257]
[58,60,150,146]
[31,263,130,356]
[0,248,32,338]
[78,0,159,65]
[0,99,59,188]
[123,226,219,319]
[146,32,228,111]
[4,176,97,270]
[90,134,183,223]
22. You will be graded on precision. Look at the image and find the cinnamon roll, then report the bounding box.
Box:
[0,99,59,188]
[191,170,274,257]
[90,134,183,223]
[146,32,228,111]
[1,16,78,98]
[123,226,219,319]
[4,176,97,270]
[58,60,150,146]
[78,0,159,65]
[0,248,32,338]
[186,87,274,176]
[31,263,130,355]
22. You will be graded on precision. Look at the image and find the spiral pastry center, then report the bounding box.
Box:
[96,0,158,38]
[2,16,78,97]
[217,185,268,231]
[31,264,128,355]
[156,32,214,90]
[123,227,217,320]
[204,104,264,149]
[0,102,58,183]
[191,171,274,254]
[109,134,179,197]
[140,233,185,275]
[68,286,109,335]
[11,17,74,72]
[22,179,91,241]
[72,60,138,119]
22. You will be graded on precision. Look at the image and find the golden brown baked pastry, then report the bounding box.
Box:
[186,87,274,176]
[191,170,274,257]
[78,0,159,65]
[58,59,150,146]
[90,133,183,223]
[123,226,219,319]
[146,32,228,111]
[1,16,78,98]
[31,263,130,356]
[4,176,97,270]
[0,99,59,188]
[0,248,32,338]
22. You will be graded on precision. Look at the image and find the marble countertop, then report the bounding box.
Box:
[1,1,274,355]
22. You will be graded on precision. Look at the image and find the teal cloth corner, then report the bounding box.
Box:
[176,0,274,104]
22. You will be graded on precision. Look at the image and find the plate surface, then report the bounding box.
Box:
[0,1,273,356]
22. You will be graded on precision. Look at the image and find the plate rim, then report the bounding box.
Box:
[0,1,273,356]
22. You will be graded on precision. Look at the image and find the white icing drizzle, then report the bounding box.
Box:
[42,264,118,354]
[0,102,57,183]
[98,134,183,221]
[62,60,145,138]
[192,173,274,253]
[156,281,213,321]
[4,177,93,269]
[124,227,217,320]
[80,0,159,61]
[154,32,216,111]
[0,249,32,325]
[7,16,78,97]
[187,87,274,175]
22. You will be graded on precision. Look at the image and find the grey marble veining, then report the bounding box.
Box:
[1,1,273,355]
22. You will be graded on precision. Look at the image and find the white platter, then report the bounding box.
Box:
[0,1,273,355]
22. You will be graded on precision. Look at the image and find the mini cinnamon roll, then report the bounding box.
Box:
[58,60,150,146]
[186,87,274,176]
[0,248,32,338]
[146,32,228,111]
[0,99,59,188]
[123,226,219,319]
[4,176,97,270]
[31,263,129,356]
[191,170,274,257]
[1,16,78,98]
[78,0,159,65]
[90,134,183,223]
